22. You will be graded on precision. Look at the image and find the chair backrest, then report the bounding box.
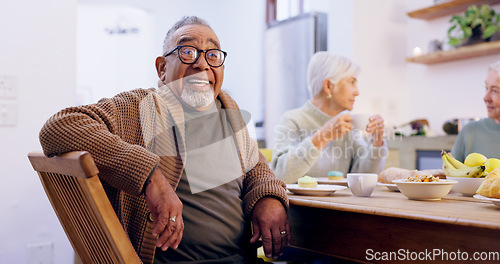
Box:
[259,148,273,163]
[28,151,142,264]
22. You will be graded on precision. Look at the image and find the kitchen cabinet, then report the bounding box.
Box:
[386,135,457,170]
[406,0,500,64]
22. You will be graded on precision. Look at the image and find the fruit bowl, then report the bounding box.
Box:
[446,176,485,196]
[393,179,457,201]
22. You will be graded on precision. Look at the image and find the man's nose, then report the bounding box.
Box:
[192,52,210,70]
[484,93,491,102]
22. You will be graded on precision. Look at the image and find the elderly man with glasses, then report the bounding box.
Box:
[39,16,290,264]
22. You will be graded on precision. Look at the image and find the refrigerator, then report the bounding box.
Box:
[263,12,327,148]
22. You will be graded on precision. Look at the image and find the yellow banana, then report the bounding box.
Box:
[441,150,457,169]
[441,150,486,177]
[445,152,469,169]
[469,166,486,178]
[443,164,485,178]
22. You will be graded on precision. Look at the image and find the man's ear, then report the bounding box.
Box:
[155,56,166,79]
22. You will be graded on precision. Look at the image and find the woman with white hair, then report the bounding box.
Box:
[451,60,500,161]
[270,52,387,184]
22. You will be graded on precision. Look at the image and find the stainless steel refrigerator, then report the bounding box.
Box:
[263,12,327,148]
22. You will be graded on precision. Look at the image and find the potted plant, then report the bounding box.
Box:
[447,4,500,46]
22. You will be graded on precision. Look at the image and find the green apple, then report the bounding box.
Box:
[484,158,500,173]
[464,153,487,167]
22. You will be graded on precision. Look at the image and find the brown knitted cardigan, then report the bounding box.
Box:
[39,87,289,264]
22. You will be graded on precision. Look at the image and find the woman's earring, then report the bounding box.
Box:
[326,94,332,99]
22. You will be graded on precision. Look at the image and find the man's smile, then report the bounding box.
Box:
[185,77,211,91]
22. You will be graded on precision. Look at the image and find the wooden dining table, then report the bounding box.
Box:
[287,185,500,263]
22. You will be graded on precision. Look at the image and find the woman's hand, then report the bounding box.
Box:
[312,113,352,150]
[366,114,385,147]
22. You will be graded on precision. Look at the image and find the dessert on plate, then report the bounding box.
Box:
[327,171,344,181]
[297,175,318,188]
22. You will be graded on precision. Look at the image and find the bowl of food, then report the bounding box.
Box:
[393,175,457,201]
[446,176,485,196]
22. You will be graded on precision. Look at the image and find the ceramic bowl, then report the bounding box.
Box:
[446,176,485,196]
[393,179,457,201]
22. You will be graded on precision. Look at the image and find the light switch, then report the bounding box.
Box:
[0,74,17,99]
[27,242,54,264]
[0,100,17,126]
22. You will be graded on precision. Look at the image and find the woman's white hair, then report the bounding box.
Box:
[488,60,500,77]
[306,52,360,97]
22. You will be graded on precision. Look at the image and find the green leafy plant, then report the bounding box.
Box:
[447,5,500,46]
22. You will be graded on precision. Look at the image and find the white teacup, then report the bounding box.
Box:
[350,113,371,133]
[347,173,378,197]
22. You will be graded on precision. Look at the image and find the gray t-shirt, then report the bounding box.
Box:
[451,118,500,162]
[154,100,246,263]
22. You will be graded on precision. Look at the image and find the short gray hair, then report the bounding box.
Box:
[306,52,360,97]
[162,16,213,55]
[488,60,500,77]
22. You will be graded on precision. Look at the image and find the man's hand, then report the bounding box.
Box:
[250,197,290,259]
[144,168,184,251]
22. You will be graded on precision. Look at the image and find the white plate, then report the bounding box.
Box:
[473,194,500,207]
[377,182,400,192]
[286,184,347,196]
[316,177,348,186]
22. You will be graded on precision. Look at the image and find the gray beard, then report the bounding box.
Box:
[180,86,215,108]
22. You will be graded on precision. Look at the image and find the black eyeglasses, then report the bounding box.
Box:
[164,45,227,68]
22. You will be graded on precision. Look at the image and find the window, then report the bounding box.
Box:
[266,0,304,24]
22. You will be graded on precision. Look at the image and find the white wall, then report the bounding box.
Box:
[0,0,77,263]
[78,0,266,121]
[405,0,500,135]
[352,0,409,130]
[77,4,157,104]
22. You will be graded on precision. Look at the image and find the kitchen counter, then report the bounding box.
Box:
[385,135,457,170]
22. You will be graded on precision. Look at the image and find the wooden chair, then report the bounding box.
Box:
[28,151,142,264]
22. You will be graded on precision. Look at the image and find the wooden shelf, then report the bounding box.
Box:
[407,0,500,20]
[406,40,500,64]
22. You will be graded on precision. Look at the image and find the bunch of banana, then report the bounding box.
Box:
[441,150,485,178]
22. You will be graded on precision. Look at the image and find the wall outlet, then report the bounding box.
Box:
[0,74,17,99]
[0,100,17,126]
[27,242,54,264]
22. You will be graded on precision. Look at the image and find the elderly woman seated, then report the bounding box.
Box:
[270,52,387,184]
